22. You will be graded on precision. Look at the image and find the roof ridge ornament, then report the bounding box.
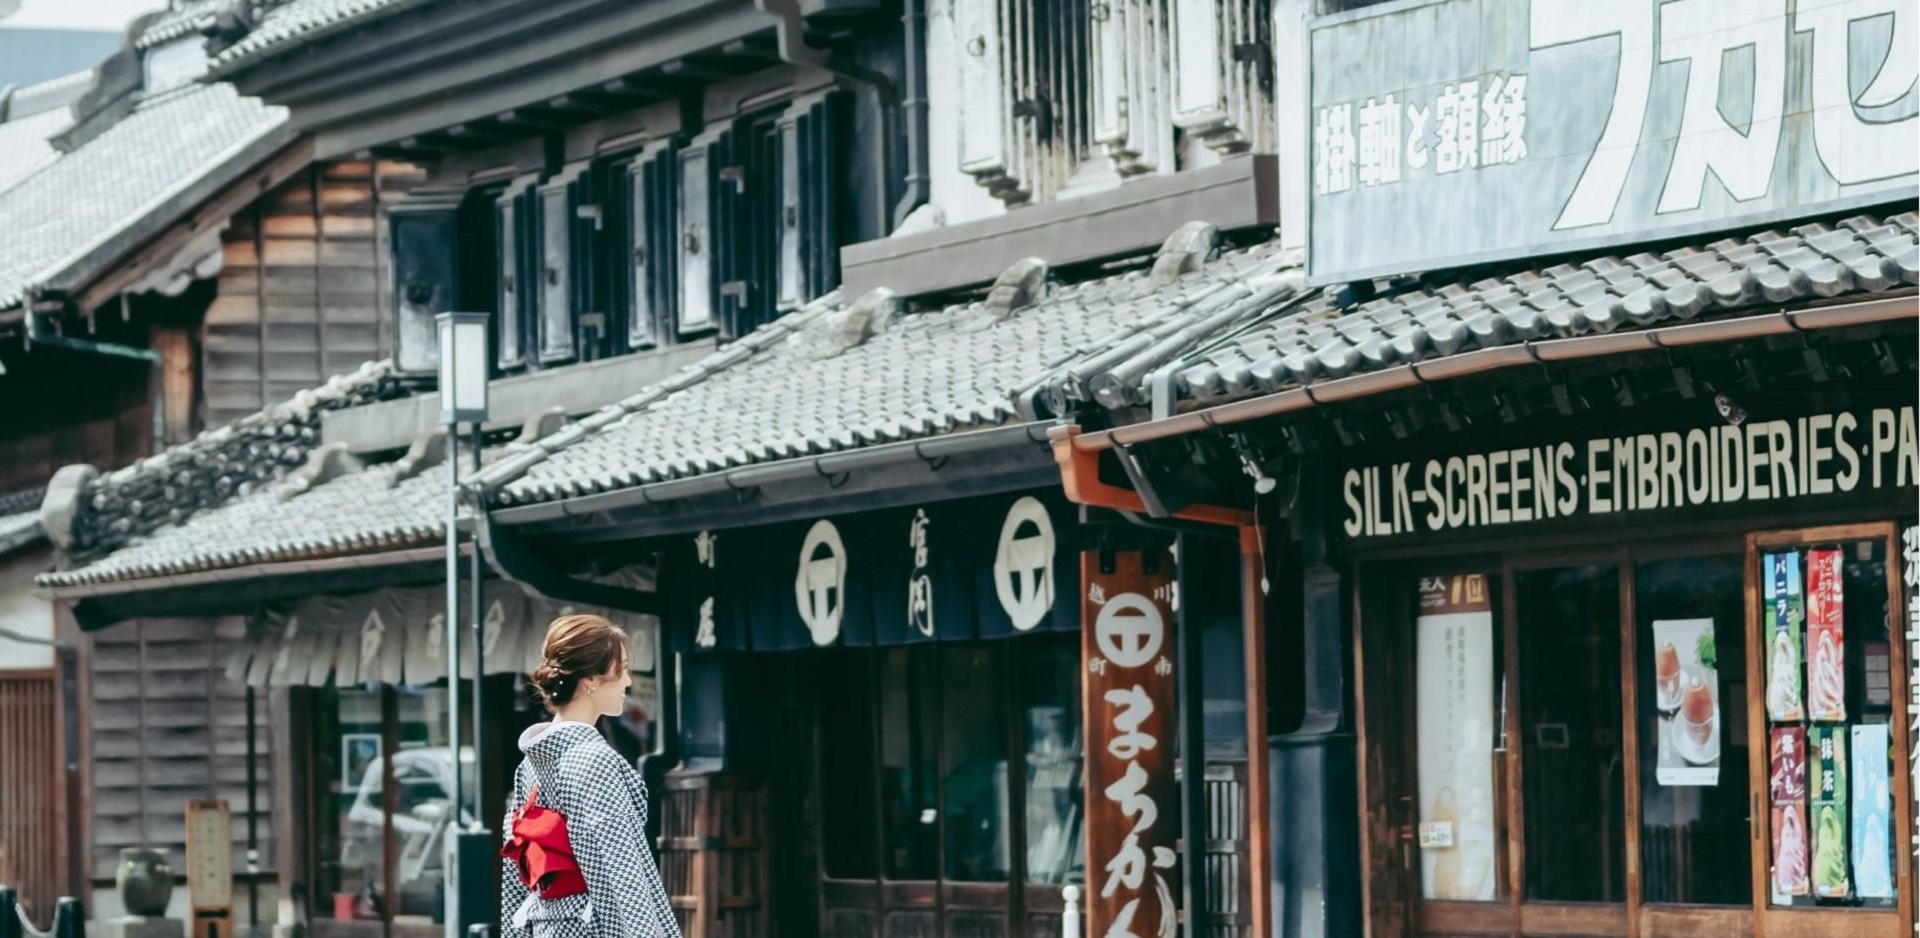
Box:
[278,443,365,503]
[794,289,901,360]
[976,257,1050,327]
[1150,221,1221,285]
[387,428,450,488]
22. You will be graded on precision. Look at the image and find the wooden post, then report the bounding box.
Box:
[1241,528,1271,938]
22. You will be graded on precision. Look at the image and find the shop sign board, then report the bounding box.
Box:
[1082,550,1180,938]
[1340,404,1918,543]
[672,491,1080,652]
[1306,0,1920,284]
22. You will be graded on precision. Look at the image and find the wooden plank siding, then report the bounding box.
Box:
[0,671,62,921]
[86,618,274,882]
[204,161,422,429]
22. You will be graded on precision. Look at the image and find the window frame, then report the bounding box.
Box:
[1356,520,1916,938]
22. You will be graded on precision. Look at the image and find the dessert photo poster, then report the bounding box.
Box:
[1769,727,1809,898]
[1764,552,1806,723]
[1805,548,1847,723]
[1850,723,1893,899]
[1652,618,1721,786]
[1810,725,1851,899]
[1414,574,1497,902]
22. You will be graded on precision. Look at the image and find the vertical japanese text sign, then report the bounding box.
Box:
[1082,550,1180,938]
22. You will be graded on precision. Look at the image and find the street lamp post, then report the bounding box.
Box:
[437,312,493,938]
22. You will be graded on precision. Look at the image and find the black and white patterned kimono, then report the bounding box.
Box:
[501,721,681,938]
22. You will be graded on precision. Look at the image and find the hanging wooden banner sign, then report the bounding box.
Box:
[1082,549,1179,938]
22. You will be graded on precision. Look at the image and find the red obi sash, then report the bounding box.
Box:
[501,786,588,900]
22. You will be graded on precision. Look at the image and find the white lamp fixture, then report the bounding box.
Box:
[436,311,491,425]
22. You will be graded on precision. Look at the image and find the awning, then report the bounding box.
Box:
[226,565,658,688]
[669,489,1084,653]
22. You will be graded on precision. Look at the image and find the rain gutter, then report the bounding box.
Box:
[36,544,460,600]
[1066,294,1918,455]
[489,422,1056,527]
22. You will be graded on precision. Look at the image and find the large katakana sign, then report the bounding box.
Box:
[1307,0,1918,284]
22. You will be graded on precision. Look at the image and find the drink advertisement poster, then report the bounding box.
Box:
[1414,573,1496,902]
[1850,724,1894,899]
[1805,549,1847,723]
[1652,618,1720,786]
[1764,552,1805,723]
[1769,727,1809,897]
[1810,725,1851,899]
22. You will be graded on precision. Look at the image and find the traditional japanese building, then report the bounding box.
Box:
[18,3,1920,938]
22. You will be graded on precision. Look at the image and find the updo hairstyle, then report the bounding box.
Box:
[528,614,628,711]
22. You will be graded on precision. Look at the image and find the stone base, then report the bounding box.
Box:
[101,917,185,938]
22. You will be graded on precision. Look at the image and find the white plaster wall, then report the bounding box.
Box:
[922,0,1006,228]
[0,544,54,670]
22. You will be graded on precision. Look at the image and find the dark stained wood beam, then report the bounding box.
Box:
[444,120,519,144]
[658,57,745,81]
[497,107,576,131]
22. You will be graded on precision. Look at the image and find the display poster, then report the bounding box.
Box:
[1081,550,1180,938]
[1652,618,1720,786]
[1769,727,1809,898]
[1806,549,1847,723]
[1415,574,1497,902]
[1810,726,1851,898]
[1851,724,1894,900]
[1764,553,1806,723]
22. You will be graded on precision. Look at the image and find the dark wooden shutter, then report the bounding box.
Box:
[628,141,679,350]
[783,90,847,308]
[535,164,584,365]
[387,192,461,376]
[494,175,539,370]
[677,128,722,335]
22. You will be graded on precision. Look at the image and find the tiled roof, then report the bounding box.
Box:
[207,0,419,73]
[135,1,224,49]
[0,81,287,309]
[0,488,46,517]
[0,105,70,195]
[0,511,43,556]
[484,240,1303,506]
[38,448,448,587]
[40,361,403,583]
[1062,212,1920,408]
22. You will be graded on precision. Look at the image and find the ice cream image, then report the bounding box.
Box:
[1766,630,1801,721]
[1813,804,1850,897]
[1773,804,1809,896]
[1805,549,1846,722]
[1808,630,1844,719]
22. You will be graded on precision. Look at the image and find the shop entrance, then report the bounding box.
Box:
[1356,522,1913,938]
[770,639,1084,938]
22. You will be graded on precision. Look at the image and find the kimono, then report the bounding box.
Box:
[501,721,681,938]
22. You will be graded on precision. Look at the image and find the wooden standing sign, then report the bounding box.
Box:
[1081,550,1180,938]
[184,800,233,938]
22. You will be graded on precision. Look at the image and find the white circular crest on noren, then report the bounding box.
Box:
[795,519,848,646]
[994,496,1055,631]
[1094,593,1164,669]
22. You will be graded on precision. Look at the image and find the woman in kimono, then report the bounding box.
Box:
[501,614,681,938]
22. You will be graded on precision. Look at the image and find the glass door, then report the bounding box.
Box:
[1746,525,1913,938]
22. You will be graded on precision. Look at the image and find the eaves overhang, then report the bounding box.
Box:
[213,0,868,159]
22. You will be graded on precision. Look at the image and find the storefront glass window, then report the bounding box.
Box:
[881,647,939,880]
[1517,564,1625,902]
[320,687,383,922]
[1413,573,1505,903]
[1021,639,1083,885]
[942,644,1011,882]
[1635,554,1750,906]
[1758,539,1899,910]
[819,652,879,880]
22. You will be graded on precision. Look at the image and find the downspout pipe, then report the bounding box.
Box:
[755,0,899,239]
[892,0,929,228]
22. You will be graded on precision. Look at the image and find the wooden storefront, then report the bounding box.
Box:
[656,490,1259,938]
[1347,386,1918,938]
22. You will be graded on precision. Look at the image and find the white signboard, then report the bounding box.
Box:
[1307,0,1919,283]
